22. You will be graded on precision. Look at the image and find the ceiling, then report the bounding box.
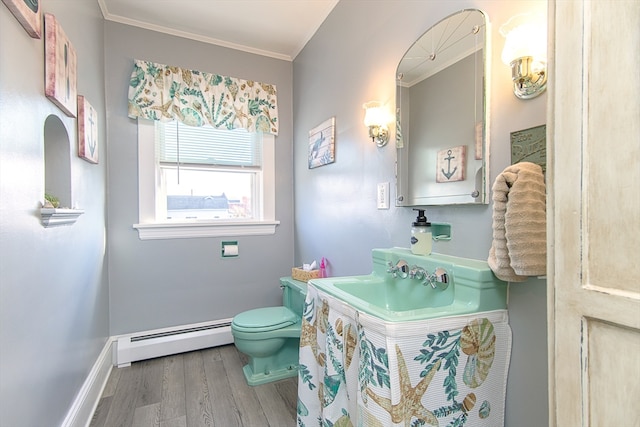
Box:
[97,0,339,61]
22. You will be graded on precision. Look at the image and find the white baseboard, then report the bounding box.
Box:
[63,320,235,426]
[114,319,234,368]
[61,338,114,427]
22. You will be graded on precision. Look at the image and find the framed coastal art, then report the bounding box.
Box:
[436,145,466,183]
[77,96,98,164]
[2,0,41,38]
[44,13,77,117]
[308,117,335,169]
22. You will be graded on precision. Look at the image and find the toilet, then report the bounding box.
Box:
[231,277,307,386]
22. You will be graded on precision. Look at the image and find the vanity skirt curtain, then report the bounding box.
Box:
[297,283,512,427]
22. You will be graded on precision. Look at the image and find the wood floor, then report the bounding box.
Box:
[90,344,298,427]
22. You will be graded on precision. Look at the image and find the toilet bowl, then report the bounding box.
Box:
[231,277,307,386]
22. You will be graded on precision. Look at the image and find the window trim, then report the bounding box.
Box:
[133,119,279,240]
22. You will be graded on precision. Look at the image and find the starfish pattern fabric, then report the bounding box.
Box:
[298,284,512,427]
[128,59,279,134]
[366,344,441,426]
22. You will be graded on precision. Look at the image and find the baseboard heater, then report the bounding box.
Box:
[115,318,234,367]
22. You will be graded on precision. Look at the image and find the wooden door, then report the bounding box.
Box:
[548,0,640,426]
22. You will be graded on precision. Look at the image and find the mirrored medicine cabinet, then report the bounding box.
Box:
[396,9,490,206]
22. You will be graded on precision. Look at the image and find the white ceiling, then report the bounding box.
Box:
[98,0,339,61]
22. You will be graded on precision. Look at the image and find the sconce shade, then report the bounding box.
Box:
[363,102,387,127]
[500,16,547,64]
[500,14,547,99]
[363,101,391,147]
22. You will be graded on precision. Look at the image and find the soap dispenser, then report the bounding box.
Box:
[411,209,432,255]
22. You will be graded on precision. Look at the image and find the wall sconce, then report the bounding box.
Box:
[363,101,391,147]
[500,14,547,99]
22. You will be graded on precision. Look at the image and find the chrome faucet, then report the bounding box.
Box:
[408,265,450,290]
[409,265,427,280]
[426,267,449,290]
[387,260,409,278]
[388,261,448,289]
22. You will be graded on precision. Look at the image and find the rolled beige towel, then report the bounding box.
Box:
[488,162,546,282]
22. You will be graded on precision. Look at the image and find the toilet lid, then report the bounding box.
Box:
[232,306,298,333]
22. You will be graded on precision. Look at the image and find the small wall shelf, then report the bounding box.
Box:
[40,208,84,227]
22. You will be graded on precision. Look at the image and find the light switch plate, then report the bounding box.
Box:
[377,182,390,209]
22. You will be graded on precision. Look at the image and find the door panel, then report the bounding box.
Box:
[584,0,640,293]
[586,319,640,426]
[550,0,640,425]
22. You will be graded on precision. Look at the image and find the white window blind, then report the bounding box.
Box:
[156,121,262,167]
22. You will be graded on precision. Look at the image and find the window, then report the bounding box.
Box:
[158,121,262,221]
[134,119,278,240]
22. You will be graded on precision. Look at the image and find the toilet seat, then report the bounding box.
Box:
[232,306,298,333]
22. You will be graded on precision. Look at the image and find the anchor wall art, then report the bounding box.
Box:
[77,95,98,164]
[437,145,466,183]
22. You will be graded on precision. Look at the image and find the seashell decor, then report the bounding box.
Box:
[461,318,496,388]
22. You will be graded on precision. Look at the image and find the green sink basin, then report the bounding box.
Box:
[308,248,508,322]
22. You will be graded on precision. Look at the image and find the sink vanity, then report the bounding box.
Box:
[310,248,508,322]
[297,248,512,427]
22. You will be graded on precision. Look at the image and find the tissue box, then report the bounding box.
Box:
[292,267,320,282]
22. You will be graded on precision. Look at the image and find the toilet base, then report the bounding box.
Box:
[242,362,298,386]
[234,335,301,386]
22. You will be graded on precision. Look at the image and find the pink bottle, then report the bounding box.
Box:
[319,257,328,278]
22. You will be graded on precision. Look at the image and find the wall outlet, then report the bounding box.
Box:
[377,182,390,209]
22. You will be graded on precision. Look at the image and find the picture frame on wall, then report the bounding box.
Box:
[44,13,77,117]
[436,145,467,183]
[308,117,335,169]
[2,0,41,38]
[77,96,98,164]
[510,124,547,174]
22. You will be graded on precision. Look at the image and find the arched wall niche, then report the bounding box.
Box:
[41,114,83,227]
[44,114,72,207]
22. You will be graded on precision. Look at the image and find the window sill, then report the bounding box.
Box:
[133,220,280,240]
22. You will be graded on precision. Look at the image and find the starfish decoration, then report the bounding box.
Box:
[149,92,173,118]
[233,105,248,121]
[299,315,323,366]
[299,299,330,367]
[366,344,441,427]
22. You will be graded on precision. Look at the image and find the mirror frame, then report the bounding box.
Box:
[395,9,490,206]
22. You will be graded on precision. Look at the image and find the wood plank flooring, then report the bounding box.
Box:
[90,344,298,427]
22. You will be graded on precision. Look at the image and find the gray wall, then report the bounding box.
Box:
[0,1,109,426]
[104,22,295,335]
[293,1,548,425]
[0,1,549,425]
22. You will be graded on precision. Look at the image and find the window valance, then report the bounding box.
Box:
[128,59,279,135]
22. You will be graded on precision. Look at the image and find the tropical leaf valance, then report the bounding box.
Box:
[127,59,279,135]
